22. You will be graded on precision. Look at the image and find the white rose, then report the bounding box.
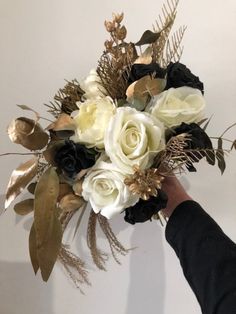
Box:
[104,107,165,174]
[82,159,139,219]
[81,69,107,99]
[71,97,116,149]
[147,87,206,128]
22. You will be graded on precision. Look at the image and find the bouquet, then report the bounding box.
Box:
[2,0,236,291]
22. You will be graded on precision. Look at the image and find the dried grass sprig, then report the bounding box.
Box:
[86,210,108,270]
[97,214,129,264]
[58,244,90,293]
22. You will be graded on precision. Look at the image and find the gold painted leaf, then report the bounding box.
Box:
[135,30,161,46]
[29,223,39,274]
[14,199,34,215]
[7,117,49,150]
[134,46,153,65]
[34,167,62,281]
[46,113,76,131]
[59,194,85,212]
[5,157,39,209]
[27,182,37,194]
[37,214,62,281]
[126,75,166,105]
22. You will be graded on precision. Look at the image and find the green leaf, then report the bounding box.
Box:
[216,138,226,175]
[14,199,34,215]
[135,30,161,46]
[34,167,62,281]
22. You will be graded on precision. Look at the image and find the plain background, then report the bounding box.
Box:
[0,0,236,313]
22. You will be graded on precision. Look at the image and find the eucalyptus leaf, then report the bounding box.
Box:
[135,30,161,46]
[5,157,39,209]
[216,138,226,174]
[29,223,39,274]
[14,199,34,215]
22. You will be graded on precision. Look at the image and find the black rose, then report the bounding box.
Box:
[166,122,215,172]
[124,190,168,225]
[54,140,96,178]
[128,63,167,85]
[166,62,204,93]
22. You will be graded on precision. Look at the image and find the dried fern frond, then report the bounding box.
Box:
[44,79,84,117]
[152,0,179,65]
[86,210,108,270]
[97,214,129,264]
[162,25,187,67]
[58,244,90,293]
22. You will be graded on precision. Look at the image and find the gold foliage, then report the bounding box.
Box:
[163,25,187,67]
[33,167,62,281]
[14,199,34,215]
[7,117,49,151]
[5,157,39,209]
[45,80,84,117]
[97,13,138,100]
[58,245,90,293]
[152,0,185,67]
[97,214,129,264]
[124,166,164,200]
[87,210,107,270]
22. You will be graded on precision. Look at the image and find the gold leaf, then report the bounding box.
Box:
[7,117,49,150]
[127,75,166,104]
[14,199,34,215]
[59,194,85,212]
[37,214,62,281]
[5,157,39,209]
[34,167,62,281]
[27,182,37,194]
[135,30,161,46]
[46,113,76,132]
[29,223,39,274]
[134,46,153,65]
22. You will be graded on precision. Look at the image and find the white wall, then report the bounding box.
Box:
[0,0,236,313]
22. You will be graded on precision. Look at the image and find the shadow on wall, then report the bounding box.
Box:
[0,261,53,314]
[125,222,165,314]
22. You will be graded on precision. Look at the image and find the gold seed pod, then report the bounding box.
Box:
[104,20,116,32]
[112,12,124,24]
[115,25,127,41]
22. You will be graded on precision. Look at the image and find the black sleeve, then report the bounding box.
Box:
[165,200,236,314]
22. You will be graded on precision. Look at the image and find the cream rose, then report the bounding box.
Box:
[104,107,165,174]
[82,158,139,219]
[81,69,107,99]
[71,97,116,149]
[147,87,206,128]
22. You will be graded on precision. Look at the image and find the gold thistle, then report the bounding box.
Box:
[124,166,164,200]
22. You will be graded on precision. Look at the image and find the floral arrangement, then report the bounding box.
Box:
[2,0,236,291]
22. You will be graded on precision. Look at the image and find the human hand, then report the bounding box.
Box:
[161,176,192,218]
